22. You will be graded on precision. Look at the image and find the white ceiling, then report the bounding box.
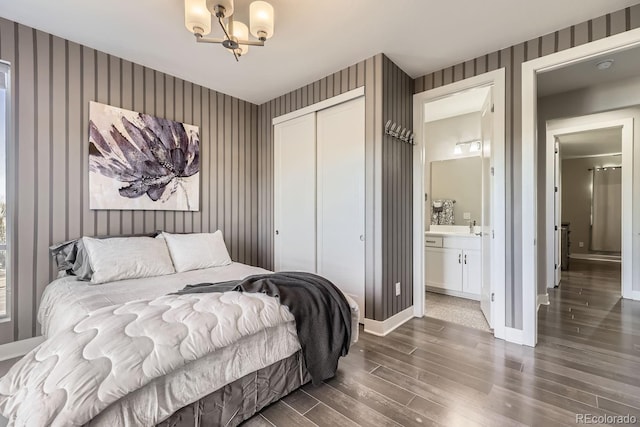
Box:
[538,45,640,97]
[0,0,637,104]
[558,127,622,158]
[424,86,490,123]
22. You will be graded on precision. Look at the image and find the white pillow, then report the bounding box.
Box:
[82,236,176,284]
[162,231,232,273]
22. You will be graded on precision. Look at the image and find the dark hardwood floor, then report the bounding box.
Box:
[246,260,640,426]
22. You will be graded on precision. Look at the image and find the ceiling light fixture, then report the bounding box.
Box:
[184,0,274,62]
[595,59,614,70]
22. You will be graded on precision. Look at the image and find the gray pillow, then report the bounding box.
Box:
[49,232,159,281]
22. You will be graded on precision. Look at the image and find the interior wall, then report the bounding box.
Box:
[430,157,482,226]
[561,155,621,255]
[0,18,260,343]
[381,55,414,319]
[413,4,640,329]
[258,54,413,321]
[424,112,482,227]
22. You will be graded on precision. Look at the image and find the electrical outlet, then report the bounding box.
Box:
[463,212,471,220]
[579,242,584,248]
[395,282,401,296]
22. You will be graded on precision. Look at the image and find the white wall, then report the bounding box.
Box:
[538,76,640,295]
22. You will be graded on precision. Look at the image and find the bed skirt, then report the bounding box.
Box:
[155,350,311,427]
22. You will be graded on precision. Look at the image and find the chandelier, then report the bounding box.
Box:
[184,0,275,61]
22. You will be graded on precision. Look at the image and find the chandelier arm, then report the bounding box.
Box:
[195,36,265,46]
[217,16,239,61]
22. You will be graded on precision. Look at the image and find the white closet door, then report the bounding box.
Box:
[316,97,366,314]
[274,113,317,272]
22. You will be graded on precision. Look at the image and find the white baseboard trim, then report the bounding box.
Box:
[537,293,550,311]
[363,306,414,337]
[0,336,44,361]
[569,253,621,263]
[623,290,640,301]
[504,327,524,345]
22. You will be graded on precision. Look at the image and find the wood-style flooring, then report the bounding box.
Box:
[245,260,640,426]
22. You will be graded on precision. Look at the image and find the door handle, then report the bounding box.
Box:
[360,234,365,241]
[458,254,462,264]
[464,254,467,264]
[275,230,279,235]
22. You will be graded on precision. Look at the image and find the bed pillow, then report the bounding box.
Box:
[82,236,176,284]
[49,232,159,280]
[162,231,232,273]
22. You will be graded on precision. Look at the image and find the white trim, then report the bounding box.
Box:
[0,336,44,361]
[569,253,621,263]
[521,27,640,348]
[537,293,550,310]
[363,306,414,337]
[504,327,524,345]
[562,152,622,160]
[413,69,507,342]
[272,87,365,125]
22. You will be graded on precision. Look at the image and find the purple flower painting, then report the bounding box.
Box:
[88,102,200,211]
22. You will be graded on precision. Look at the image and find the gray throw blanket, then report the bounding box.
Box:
[174,272,352,385]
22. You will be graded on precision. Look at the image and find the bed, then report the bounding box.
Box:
[1,260,359,426]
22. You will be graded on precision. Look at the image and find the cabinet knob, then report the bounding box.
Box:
[464,254,467,264]
[275,230,279,235]
[458,254,462,264]
[360,235,365,242]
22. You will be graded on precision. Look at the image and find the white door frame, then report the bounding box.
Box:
[521,27,640,347]
[413,69,506,341]
[545,115,632,299]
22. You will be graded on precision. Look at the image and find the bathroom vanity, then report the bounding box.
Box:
[425,225,481,300]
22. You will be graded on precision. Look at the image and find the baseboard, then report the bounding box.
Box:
[569,253,621,263]
[537,293,550,311]
[623,290,640,301]
[426,286,480,301]
[0,336,44,361]
[504,327,523,345]
[363,306,414,337]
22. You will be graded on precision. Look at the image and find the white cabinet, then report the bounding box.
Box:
[425,248,462,291]
[425,234,481,299]
[274,96,366,315]
[462,249,481,295]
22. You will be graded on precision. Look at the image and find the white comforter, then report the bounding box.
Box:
[0,263,360,427]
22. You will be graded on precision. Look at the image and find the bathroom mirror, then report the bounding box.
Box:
[430,157,482,225]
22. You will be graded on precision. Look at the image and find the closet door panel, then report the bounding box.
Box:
[316,97,366,313]
[274,114,316,272]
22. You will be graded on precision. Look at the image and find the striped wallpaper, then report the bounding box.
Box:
[0,18,260,342]
[381,56,414,319]
[1,3,638,341]
[413,4,640,328]
[258,54,414,321]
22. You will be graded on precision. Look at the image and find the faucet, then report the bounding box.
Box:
[469,220,476,234]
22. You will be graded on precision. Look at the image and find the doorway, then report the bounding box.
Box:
[545,117,631,301]
[521,28,640,347]
[413,69,507,341]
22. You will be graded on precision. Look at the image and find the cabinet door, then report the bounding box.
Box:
[274,113,316,272]
[425,248,463,291]
[316,97,366,314]
[463,249,482,295]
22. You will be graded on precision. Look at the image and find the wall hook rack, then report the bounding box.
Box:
[384,120,415,145]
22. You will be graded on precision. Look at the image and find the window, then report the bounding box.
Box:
[0,63,8,318]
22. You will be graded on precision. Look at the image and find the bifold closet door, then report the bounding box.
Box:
[274,113,316,272]
[316,97,366,313]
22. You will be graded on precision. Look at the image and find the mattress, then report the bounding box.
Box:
[30,263,359,426]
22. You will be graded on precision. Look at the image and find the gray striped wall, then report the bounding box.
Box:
[0,18,260,342]
[413,4,640,329]
[381,56,414,318]
[257,54,413,321]
[258,55,384,320]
